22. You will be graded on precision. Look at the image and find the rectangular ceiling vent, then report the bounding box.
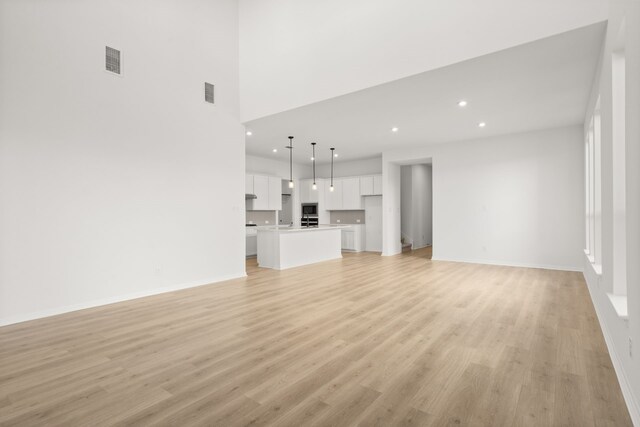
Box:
[204,82,215,104]
[105,46,121,74]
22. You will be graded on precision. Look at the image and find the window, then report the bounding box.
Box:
[612,51,626,297]
[584,132,590,255]
[594,99,602,268]
[584,97,601,273]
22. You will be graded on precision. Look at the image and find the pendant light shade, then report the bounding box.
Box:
[311,142,317,190]
[287,136,294,188]
[329,147,335,192]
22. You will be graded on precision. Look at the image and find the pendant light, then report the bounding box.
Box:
[311,142,317,190]
[329,147,335,192]
[287,136,294,188]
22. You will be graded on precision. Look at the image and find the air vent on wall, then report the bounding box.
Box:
[204,82,214,104]
[105,46,121,74]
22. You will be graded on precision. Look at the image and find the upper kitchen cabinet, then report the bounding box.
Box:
[321,174,382,210]
[360,175,383,196]
[251,175,270,210]
[373,174,383,195]
[247,174,282,211]
[245,174,254,195]
[299,179,320,204]
[342,177,362,210]
[324,178,343,210]
[360,176,373,196]
[268,176,282,211]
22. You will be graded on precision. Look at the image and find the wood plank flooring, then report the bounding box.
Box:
[0,248,632,426]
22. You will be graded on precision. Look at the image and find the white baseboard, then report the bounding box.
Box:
[430,256,582,272]
[0,272,247,327]
[382,250,401,257]
[583,271,640,426]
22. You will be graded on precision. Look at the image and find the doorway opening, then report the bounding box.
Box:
[364,195,383,252]
[400,163,433,259]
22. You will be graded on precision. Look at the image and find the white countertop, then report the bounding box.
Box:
[257,225,350,233]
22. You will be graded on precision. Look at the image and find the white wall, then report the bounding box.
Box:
[382,162,402,256]
[383,126,584,270]
[315,156,381,179]
[239,0,608,121]
[581,0,640,423]
[246,154,310,179]
[0,0,245,325]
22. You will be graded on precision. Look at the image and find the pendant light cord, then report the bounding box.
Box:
[312,143,316,184]
[288,136,293,184]
[330,148,335,187]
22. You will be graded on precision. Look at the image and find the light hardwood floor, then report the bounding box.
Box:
[0,248,632,426]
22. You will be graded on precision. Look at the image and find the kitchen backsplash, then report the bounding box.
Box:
[246,211,276,225]
[330,210,365,224]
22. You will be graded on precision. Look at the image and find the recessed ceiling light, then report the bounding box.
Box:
[272,148,278,153]
[391,127,399,132]
[311,156,315,161]
[458,100,467,107]
[334,153,339,158]
[246,131,252,136]
[478,122,486,128]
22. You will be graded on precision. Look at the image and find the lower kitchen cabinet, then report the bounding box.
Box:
[341,225,365,252]
[246,228,257,257]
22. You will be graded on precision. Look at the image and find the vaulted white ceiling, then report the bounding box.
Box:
[244,23,605,164]
[240,0,608,122]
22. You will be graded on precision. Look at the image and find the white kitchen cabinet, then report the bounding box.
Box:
[360,175,382,196]
[342,177,362,210]
[252,175,269,210]
[314,179,324,204]
[341,225,365,252]
[245,175,254,194]
[315,180,331,224]
[246,228,257,257]
[320,174,382,210]
[360,176,374,196]
[268,176,282,210]
[373,174,383,195]
[299,179,310,204]
[324,179,343,210]
[247,174,282,211]
[341,229,355,250]
[325,177,362,210]
[299,179,320,204]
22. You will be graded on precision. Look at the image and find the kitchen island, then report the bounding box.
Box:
[257,225,347,270]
